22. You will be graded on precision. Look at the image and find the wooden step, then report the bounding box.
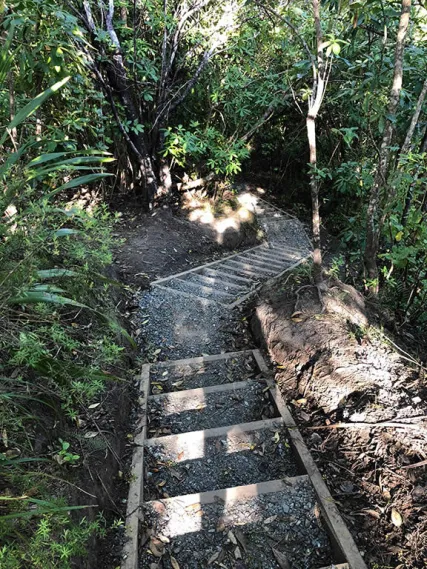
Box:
[189,272,246,291]
[153,349,255,369]
[145,417,284,446]
[148,379,259,401]
[259,247,304,260]
[169,277,236,299]
[151,243,266,286]
[242,251,286,269]
[263,248,307,262]
[238,253,286,271]
[225,258,276,275]
[202,266,256,285]
[147,379,277,436]
[149,351,257,394]
[145,475,308,508]
[144,418,300,498]
[141,476,333,569]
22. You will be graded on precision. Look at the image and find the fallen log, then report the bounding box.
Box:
[176,172,217,191]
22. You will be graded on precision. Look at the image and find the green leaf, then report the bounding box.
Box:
[47,173,113,197]
[28,152,72,166]
[27,156,115,180]
[29,150,112,167]
[0,503,93,521]
[0,143,30,179]
[332,43,341,55]
[8,291,88,309]
[36,269,80,279]
[53,228,80,237]
[0,24,16,84]
[0,77,70,145]
[30,284,65,293]
[34,355,125,384]
[0,456,50,466]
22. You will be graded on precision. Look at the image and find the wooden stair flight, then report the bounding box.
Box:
[121,350,367,569]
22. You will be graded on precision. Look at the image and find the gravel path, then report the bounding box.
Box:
[132,199,337,569]
[137,195,311,361]
[147,380,277,436]
[139,287,250,361]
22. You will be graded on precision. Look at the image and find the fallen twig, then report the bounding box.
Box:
[401,458,427,469]
[381,333,427,371]
[306,421,426,432]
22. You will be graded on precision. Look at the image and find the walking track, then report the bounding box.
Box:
[121,195,367,569]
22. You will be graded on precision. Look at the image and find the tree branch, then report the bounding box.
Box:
[401,77,427,155]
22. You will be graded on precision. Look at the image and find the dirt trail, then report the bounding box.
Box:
[119,194,366,569]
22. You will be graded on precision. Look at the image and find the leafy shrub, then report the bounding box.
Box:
[162,122,250,177]
[0,46,129,566]
[0,513,104,569]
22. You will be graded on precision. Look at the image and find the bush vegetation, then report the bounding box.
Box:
[2,0,427,565]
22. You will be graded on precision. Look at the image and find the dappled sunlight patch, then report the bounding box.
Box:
[67,188,103,214]
[182,189,257,246]
[237,191,258,211]
[141,478,332,567]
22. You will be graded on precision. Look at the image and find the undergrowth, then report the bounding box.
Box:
[0,63,132,567]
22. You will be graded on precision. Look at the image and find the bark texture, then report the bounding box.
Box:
[401,77,427,155]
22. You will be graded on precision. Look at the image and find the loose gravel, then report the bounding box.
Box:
[145,426,299,499]
[260,217,312,251]
[139,287,250,361]
[147,381,277,436]
[140,478,332,569]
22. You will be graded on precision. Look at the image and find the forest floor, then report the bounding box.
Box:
[253,276,427,568]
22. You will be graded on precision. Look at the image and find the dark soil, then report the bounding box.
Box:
[252,275,427,568]
[145,425,299,499]
[113,200,260,288]
[73,381,135,569]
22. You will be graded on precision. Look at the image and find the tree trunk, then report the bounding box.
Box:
[420,125,427,153]
[82,0,158,208]
[307,0,326,285]
[158,159,172,194]
[105,58,158,206]
[364,0,411,290]
[8,72,18,146]
[400,78,427,225]
[307,113,322,284]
